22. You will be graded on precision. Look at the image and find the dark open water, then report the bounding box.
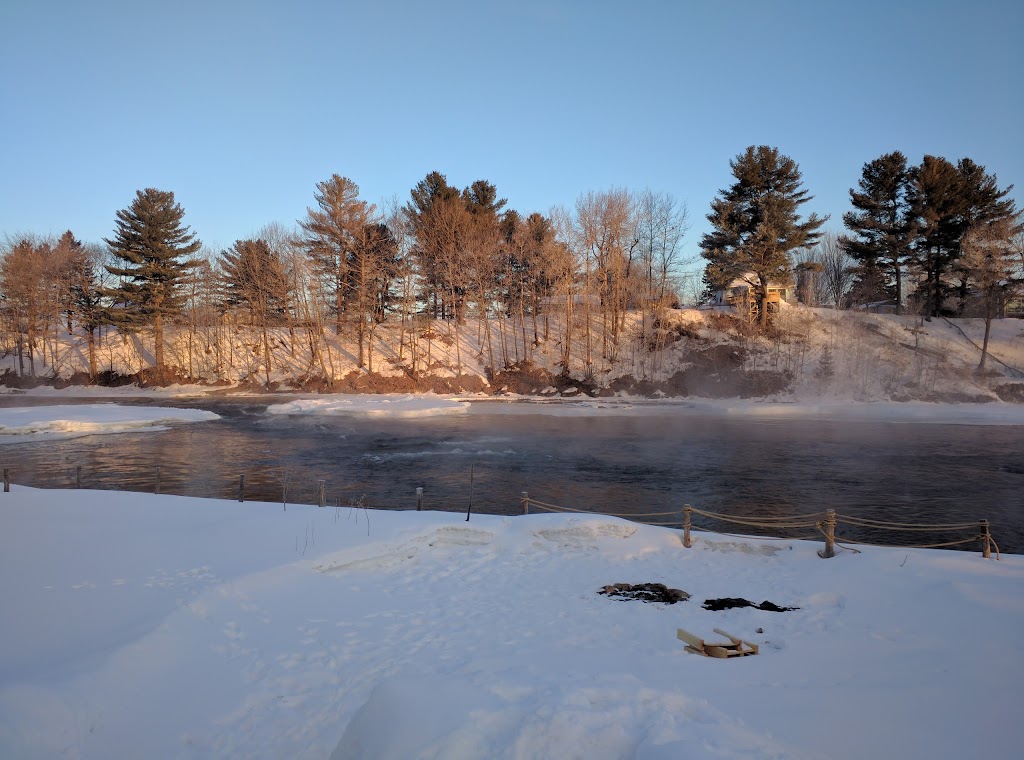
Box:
[2,396,1021,553]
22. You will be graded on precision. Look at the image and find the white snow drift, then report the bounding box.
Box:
[266,394,469,418]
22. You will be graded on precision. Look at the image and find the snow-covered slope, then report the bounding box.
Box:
[3,307,1022,401]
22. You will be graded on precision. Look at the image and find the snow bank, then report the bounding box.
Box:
[0,487,1021,759]
[266,394,469,418]
[0,404,219,443]
[0,383,211,398]
[689,399,1024,425]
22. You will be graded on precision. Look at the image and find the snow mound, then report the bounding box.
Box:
[265,394,469,418]
[313,526,495,574]
[0,404,218,443]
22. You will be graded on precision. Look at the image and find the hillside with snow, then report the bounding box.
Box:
[3,306,1023,403]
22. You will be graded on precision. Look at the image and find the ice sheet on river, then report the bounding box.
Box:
[265,394,469,418]
[0,404,219,443]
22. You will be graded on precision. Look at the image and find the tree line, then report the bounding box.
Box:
[0,176,688,381]
[1,147,1020,383]
[700,146,1022,339]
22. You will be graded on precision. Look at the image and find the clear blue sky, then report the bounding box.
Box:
[2,0,1021,263]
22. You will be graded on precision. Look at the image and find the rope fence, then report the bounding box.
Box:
[2,467,1002,560]
[519,491,1000,560]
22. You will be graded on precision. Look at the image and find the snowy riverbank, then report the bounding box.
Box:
[1,487,1021,758]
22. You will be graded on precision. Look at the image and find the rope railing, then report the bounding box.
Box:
[3,470,1002,560]
[835,514,979,531]
[688,506,828,523]
[526,497,679,518]
[517,491,1000,560]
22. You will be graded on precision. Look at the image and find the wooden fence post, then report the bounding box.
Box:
[521,491,529,515]
[318,479,326,508]
[819,509,836,558]
[683,504,692,548]
[76,465,82,489]
[238,474,245,503]
[982,520,991,559]
[154,467,161,495]
[3,468,8,493]
[416,487,423,511]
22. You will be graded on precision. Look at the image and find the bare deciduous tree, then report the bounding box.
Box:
[815,231,854,308]
[958,214,1023,370]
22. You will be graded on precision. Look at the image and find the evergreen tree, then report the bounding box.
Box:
[908,156,967,319]
[104,188,201,371]
[404,171,466,320]
[841,151,915,310]
[298,175,373,335]
[952,158,1017,312]
[700,146,826,326]
[350,222,401,370]
[219,239,289,318]
[219,238,289,384]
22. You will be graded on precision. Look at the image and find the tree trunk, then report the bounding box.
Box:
[262,321,272,387]
[979,295,994,371]
[88,327,97,379]
[894,261,903,315]
[757,275,770,328]
[154,312,164,370]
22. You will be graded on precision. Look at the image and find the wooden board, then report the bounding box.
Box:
[677,627,758,658]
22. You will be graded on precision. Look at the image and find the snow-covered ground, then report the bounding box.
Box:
[0,404,219,444]
[0,486,1021,759]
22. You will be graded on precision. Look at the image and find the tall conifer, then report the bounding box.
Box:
[700,146,826,325]
[104,188,201,372]
[841,152,915,310]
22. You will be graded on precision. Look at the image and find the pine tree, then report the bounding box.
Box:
[298,175,373,335]
[404,171,466,320]
[908,156,1016,319]
[219,238,289,317]
[219,238,289,385]
[908,156,968,319]
[350,222,401,370]
[700,146,826,326]
[104,188,201,371]
[952,158,1018,313]
[841,151,915,311]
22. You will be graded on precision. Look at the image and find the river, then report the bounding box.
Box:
[1,396,1021,553]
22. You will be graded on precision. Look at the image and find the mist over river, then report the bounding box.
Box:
[2,396,1021,553]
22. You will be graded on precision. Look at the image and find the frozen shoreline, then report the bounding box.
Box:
[2,387,1023,425]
